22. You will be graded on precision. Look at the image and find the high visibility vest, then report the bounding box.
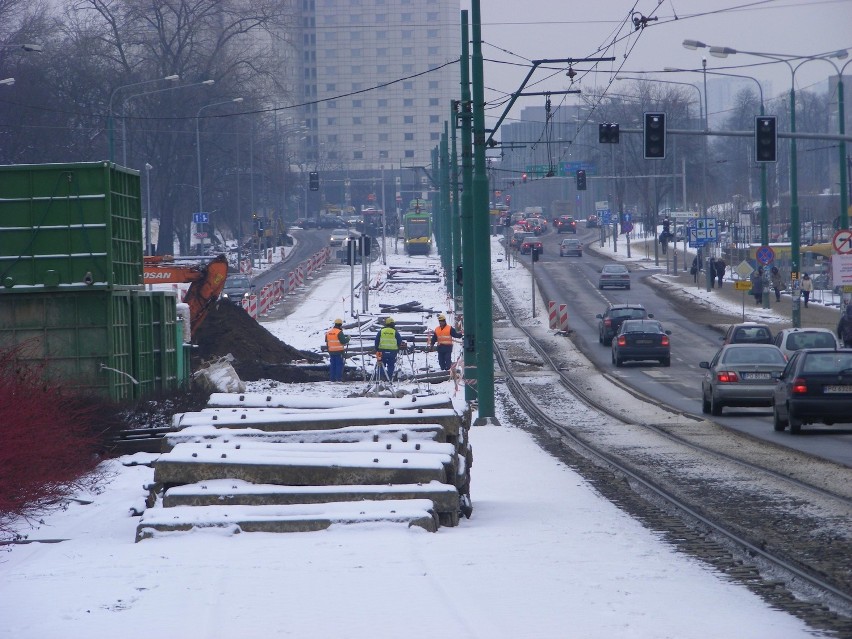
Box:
[326,327,345,352]
[434,324,453,346]
[378,327,399,351]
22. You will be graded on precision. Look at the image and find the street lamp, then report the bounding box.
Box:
[121,79,215,166]
[108,74,179,162]
[687,41,849,326]
[196,98,243,258]
[144,163,153,256]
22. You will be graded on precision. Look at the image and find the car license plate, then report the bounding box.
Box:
[742,372,771,380]
[824,385,852,393]
[635,339,652,344]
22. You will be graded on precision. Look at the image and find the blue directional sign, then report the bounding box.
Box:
[193,212,210,224]
[600,210,612,224]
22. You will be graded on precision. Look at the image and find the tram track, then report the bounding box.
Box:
[491,278,852,635]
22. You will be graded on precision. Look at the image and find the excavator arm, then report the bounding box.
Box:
[143,255,230,334]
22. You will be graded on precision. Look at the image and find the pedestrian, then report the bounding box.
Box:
[691,256,699,283]
[715,258,726,288]
[800,273,813,308]
[837,305,852,348]
[374,316,406,380]
[325,318,350,382]
[771,266,783,302]
[429,313,463,371]
[751,267,764,305]
[708,257,716,288]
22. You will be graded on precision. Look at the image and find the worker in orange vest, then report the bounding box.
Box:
[325,318,350,381]
[428,313,462,371]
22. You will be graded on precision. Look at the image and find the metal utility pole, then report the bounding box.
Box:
[459,10,477,404]
[450,105,462,312]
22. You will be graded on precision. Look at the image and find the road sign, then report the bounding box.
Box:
[735,260,754,280]
[755,245,775,266]
[194,232,208,239]
[734,280,751,291]
[831,253,852,288]
[621,213,632,222]
[671,211,700,220]
[193,212,209,224]
[831,229,852,254]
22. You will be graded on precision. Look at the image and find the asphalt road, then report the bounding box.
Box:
[516,226,852,467]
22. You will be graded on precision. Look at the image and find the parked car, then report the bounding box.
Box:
[559,238,583,257]
[329,228,350,246]
[520,235,543,255]
[721,322,773,345]
[292,217,317,229]
[597,303,652,344]
[598,263,630,290]
[586,214,599,228]
[556,215,577,234]
[772,348,852,433]
[772,327,840,359]
[611,319,671,367]
[221,273,254,307]
[700,344,787,416]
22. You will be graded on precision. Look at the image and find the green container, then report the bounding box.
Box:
[151,291,179,392]
[0,161,143,292]
[0,290,135,401]
[130,290,156,399]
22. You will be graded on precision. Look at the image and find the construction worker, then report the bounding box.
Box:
[374,317,406,380]
[325,318,350,382]
[429,313,462,371]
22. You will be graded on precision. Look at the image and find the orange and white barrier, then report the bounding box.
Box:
[241,294,258,319]
[288,271,297,293]
[548,301,558,329]
[559,304,569,331]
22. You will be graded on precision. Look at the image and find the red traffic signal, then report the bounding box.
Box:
[521,173,528,183]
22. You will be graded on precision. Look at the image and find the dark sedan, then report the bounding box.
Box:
[700,344,787,416]
[520,236,543,255]
[772,348,852,434]
[611,320,671,367]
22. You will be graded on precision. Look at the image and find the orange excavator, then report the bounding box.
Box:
[142,254,229,334]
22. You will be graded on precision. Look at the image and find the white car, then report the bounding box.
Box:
[772,327,840,359]
[329,228,350,246]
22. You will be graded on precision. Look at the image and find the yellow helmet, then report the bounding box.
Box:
[437,314,446,321]
[385,317,395,325]
[334,318,343,326]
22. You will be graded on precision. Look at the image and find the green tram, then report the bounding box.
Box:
[403,209,432,256]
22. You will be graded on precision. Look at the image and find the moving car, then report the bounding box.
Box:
[292,217,317,229]
[721,322,773,345]
[520,235,543,255]
[329,228,350,246]
[221,273,254,307]
[556,215,577,234]
[586,214,599,228]
[597,303,653,344]
[611,319,671,367]
[559,238,582,257]
[772,348,852,433]
[700,344,787,416]
[526,217,544,235]
[772,327,840,359]
[598,263,630,289]
[510,230,533,250]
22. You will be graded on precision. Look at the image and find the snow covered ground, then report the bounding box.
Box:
[0,235,821,639]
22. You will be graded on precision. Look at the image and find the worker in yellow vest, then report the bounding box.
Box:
[325,318,350,381]
[374,317,406,380]
[428,314,462,371]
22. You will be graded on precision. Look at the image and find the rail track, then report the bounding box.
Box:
[491,279,852,636]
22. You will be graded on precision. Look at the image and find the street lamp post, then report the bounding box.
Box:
[121,79,214,166]
[144,163,153,256]
[687,42,849,327]
[108,75,179,163]
[195,97,243,248]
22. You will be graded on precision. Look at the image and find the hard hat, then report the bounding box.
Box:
[438,314,446,321]
[334,318,343,326]
[385,317,395,325]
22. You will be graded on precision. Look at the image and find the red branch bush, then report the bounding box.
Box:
[0,344,106,540]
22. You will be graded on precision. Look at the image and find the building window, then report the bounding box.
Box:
[405,150,415,158]
[379,150,389,159]
[403,98,414,107]
[327,117,336,125]
[352,99,363,107]
[428,47,439,56]
[354,150,363,159]
[328,151,338,159]
[375,13,386,22]
[403,81,414,90]
[404,132,414,141]
[377,99,388,108]
[350,32,362,41]
[430,132,439,140]
[403,115,414,124]
[429,98,439,106]
[377,64,388,74]
[353,117,363,125]
[427,29,439,38]
[378,116,389,124]
[327,134,338,143]
[351,65,362,74]
[350,49,362,58]
[376,30,387,40]
[429,115,439,123]
[377,47,388,57]
[352,83,362,91]
[379,133,389,141]
[326,83,336,92]
[427,12,438,21]
[353,133,364,142]
[401,30,413,39]
[402,47,413,56]
[402,64,414,73]
[328,100,337,109]
[324,32,338,42]
[401,13,412,22]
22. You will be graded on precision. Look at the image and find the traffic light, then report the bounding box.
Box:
[598,122,620,144]
[662,218,671,234]
[755,115,777,163]
[576,169,587,191]
[643,112,666,159]
[532,246,541,262]
[309,171,320,191]
[521,173,528,183]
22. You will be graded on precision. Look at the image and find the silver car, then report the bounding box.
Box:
[700,344,787,416]
[598,264,630,289]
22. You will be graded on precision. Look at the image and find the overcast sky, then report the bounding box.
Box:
[458,0,852,128]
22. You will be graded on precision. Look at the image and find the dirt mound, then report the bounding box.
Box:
[192,302,324,383]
